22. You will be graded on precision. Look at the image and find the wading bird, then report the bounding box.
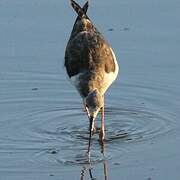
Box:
[65,0,119,152]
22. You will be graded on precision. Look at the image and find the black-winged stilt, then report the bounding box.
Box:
[65,0,119,152]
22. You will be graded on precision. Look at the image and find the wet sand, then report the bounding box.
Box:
[0,0,180,179]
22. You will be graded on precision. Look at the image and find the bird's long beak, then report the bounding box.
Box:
[87,116,94,153]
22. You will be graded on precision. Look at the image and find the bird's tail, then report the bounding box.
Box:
[70,0,89,18]
[82,1,89,14]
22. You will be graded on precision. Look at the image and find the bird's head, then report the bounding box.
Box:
[85,89,104,121]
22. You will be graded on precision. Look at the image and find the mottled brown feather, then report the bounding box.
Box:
[65,1,116,97]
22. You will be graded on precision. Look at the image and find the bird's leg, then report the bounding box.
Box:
[99,106,105,142]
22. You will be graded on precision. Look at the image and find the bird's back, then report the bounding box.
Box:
[65,0,119,97]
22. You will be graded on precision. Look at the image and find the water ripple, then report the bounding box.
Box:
[18,105,175,165]
[0,71,177,166]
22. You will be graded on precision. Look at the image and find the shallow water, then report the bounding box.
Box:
[0,0,180,179]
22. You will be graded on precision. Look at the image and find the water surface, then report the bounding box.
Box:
[0,0,180,179]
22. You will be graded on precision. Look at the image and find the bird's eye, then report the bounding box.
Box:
[86,105,89,108]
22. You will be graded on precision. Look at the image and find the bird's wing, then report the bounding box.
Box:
[65,30,115,78]
[65,0,116,78]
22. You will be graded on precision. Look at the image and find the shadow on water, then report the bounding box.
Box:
[80,159,108,180]
[80,141,108,180]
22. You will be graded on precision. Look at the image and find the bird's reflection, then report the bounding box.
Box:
[80,141,108,180]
